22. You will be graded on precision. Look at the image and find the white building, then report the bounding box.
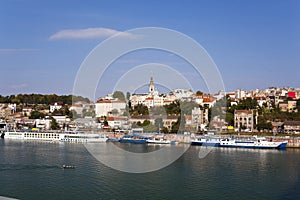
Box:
[235,89,246,100]
[50,102,63,113]
[107,116,129,129]
[234,110,255,131]
[171,89,193,99]
[130,76,166,108]
[8,103,16,113]
[192,107,208,126]
[52,115,69,124]
[95,98,126,117]
[35,118,51,130]
[69,103,83,115]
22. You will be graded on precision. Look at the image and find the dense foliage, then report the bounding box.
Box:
[0,94,90,105]
[112,91,125,101]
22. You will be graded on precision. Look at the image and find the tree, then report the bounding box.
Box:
[103,117,109,126]
[50,117,60,130]
[154,118,163,132]
[142,120,150,127]
[143,124,157,132]
[256,116,272,131]
[161,127,169,133]
[225,112,234,126]
[171,116,186,133]
[297,99,300,110]
[82,109,96,117]
[164,100,180,115]
[131,104,149,115]
[195,91,203,96]
[150,106,166,115]
[110,109,119,115]
[112,91,125,101]
[235,98,258,110]
[126,92,131,101]
[29,111,45,119]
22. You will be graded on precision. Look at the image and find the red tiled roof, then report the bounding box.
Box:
[234,110,253,114]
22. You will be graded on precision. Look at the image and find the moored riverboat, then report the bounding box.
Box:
[119,135,149,144]
[4,131,108,143]
[219,136,287,149]
[190,137,221,147]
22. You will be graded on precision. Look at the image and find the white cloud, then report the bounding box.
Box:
[49,27,135,40]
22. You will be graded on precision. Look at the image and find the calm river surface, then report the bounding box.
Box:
[0,139,300,200]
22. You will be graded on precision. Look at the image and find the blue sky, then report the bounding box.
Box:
[0,0,299,100]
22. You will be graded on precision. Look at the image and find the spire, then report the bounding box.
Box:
[149,75,154,94]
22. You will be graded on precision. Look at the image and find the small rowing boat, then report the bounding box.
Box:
[62,165,76,169]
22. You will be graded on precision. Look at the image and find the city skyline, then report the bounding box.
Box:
[1,0,299,101]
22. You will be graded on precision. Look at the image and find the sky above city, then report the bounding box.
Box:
[0,0,299,101]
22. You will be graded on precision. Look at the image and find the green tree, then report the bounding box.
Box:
[50,117,60,130]
[29,111,45,119]
[256,116,272,131]
[235,98,258,110]
[164,100,180,115]
[131,104,149,115]
[297,99,300,110]
[82,109,96,117]
[112,91,125,101]
[225,112,234,126]
[154,118,163,132]
[110,109,119,115]
[142,120,150,127]
[161,127,169,133]
[126,92,131,101]
[180,101,201,115]
[195,91,203,96]
[143,124,157,132]
[171,116,186,133]
[150,106,166,115]
[103,117,109,126]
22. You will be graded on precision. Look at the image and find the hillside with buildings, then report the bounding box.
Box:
[1,77,300,134]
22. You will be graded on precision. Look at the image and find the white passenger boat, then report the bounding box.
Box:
[4,131,108,143]
[146,136,175,144]
[60,132,108,143]
[4,131,60,141]
[219,136,287,149]
[190,137,221,146]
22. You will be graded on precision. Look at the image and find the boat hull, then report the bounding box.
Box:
[119,139,147,144]
[190,141,220,147]
[219,141,288,149]
[191,137,221,147]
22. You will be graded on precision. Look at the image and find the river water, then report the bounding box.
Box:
[0,139,300,199]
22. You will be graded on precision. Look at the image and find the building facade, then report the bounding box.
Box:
[234,110,255,131]
[95,98,126,117]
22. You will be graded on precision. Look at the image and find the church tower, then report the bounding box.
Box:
[149,76,155,95]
